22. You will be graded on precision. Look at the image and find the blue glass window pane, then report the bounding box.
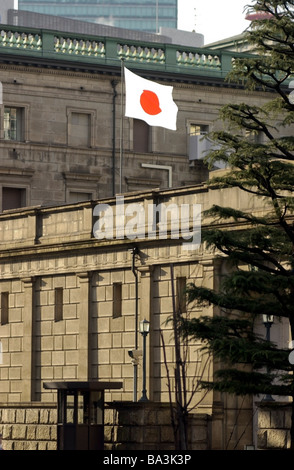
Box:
[18,0,178,32]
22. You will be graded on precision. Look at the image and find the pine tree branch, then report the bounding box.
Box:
[201,227,291,275]
[180,0,294,418]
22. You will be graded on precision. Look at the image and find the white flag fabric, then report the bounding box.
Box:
[124,67,178,131]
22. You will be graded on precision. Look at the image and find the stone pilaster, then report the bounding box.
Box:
[21,277,35,402]
[77,272,91,380]
[138,266,153,400]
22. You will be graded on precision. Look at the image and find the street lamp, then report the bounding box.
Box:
[263,315,274,341]
[139,319,150,402]
[262,314,274,402]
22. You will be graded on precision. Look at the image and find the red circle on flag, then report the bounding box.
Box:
[140,90,162,115]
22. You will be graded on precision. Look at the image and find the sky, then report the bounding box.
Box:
[178,0,252,44]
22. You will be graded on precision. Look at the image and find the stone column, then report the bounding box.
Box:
[138,266,153,400]
[82,204,94,239]
[201,258,224,450]
[77,272,91,381]
[27,210,38,245]
[22,276,35,402]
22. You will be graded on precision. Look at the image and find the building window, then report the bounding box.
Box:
[54,287,63,322]
[133,119,150,153]
[2,187,26,211]
[63,172,99,203]
[1,292,9,325]
[68,191,93,203]
[69,112,90,147]
[189,123,209,136]
[113,283,122,318]
[4,107,24,141]
[67,108,96,148]
[176,277,187,314]
[188,123,211,162]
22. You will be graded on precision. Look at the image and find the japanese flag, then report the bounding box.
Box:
[124,67,178,131]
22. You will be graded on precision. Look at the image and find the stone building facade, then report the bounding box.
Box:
[0,182,290,450]
[0,23,292,450]
[0,25,283,211]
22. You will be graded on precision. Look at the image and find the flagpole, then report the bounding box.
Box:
[120,59,125,194]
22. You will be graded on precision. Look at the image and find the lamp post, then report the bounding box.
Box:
[139,319,150,402]
[263,315,273,342]
[262,314,274,402]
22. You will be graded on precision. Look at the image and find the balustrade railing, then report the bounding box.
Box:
[176,50,221,69]
[0,25,246,77]
[117,43,165,64]
[0,29,42,50]
[54,36,105,58]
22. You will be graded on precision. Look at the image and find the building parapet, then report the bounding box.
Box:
[0,182,275,260]
[0,185,205,254]
[0,24,251,79]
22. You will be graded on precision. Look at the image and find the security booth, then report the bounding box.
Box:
[43,381,122,450]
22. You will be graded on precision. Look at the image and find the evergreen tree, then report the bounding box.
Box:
[181,0,294,449]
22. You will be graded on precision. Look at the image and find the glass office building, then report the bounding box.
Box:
[18,1,178,33]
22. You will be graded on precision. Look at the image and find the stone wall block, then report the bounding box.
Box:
[12,424,27,440]
[258,409,270,428]
[160,424,174,443]
[143,408,158,424]
[116,425,131,442]
[2,409,16,423]
[36,425,51,441]
[157,408,172,425]
[47,440,56,451]
[104,408,115,425]
[105,402,210,450]
[285,409,292,429]
[267,429,288,449]
[37,441,48,450]
[25,409,39,424]
[143,425,160,443]
[50,424,57,441]
[188,423,207,443]
[2,424,13,439]
[257,404,292,450]
[16,409,26,424]
[271,409,285,429]
[1,402,211,450]
[257,429,267,449]
[129,426,143,443]
[117,409,144,426]
[39,409,49,424]
[14,441,26,450]
[26,424,37,440]
[48,409,57,424]
[104,424,114,443]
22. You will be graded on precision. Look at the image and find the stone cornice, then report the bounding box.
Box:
[0,62,277,99]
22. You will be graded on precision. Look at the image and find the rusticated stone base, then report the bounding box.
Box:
[0,401,210,451]
[257,402,292,450]
[0,403,57,451]
[104,401,210,450]
[4,400,292,451]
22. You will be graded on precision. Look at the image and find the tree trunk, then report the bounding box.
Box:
[170,264,188,450]
[289,314,294,450]
[291,397,294,450]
